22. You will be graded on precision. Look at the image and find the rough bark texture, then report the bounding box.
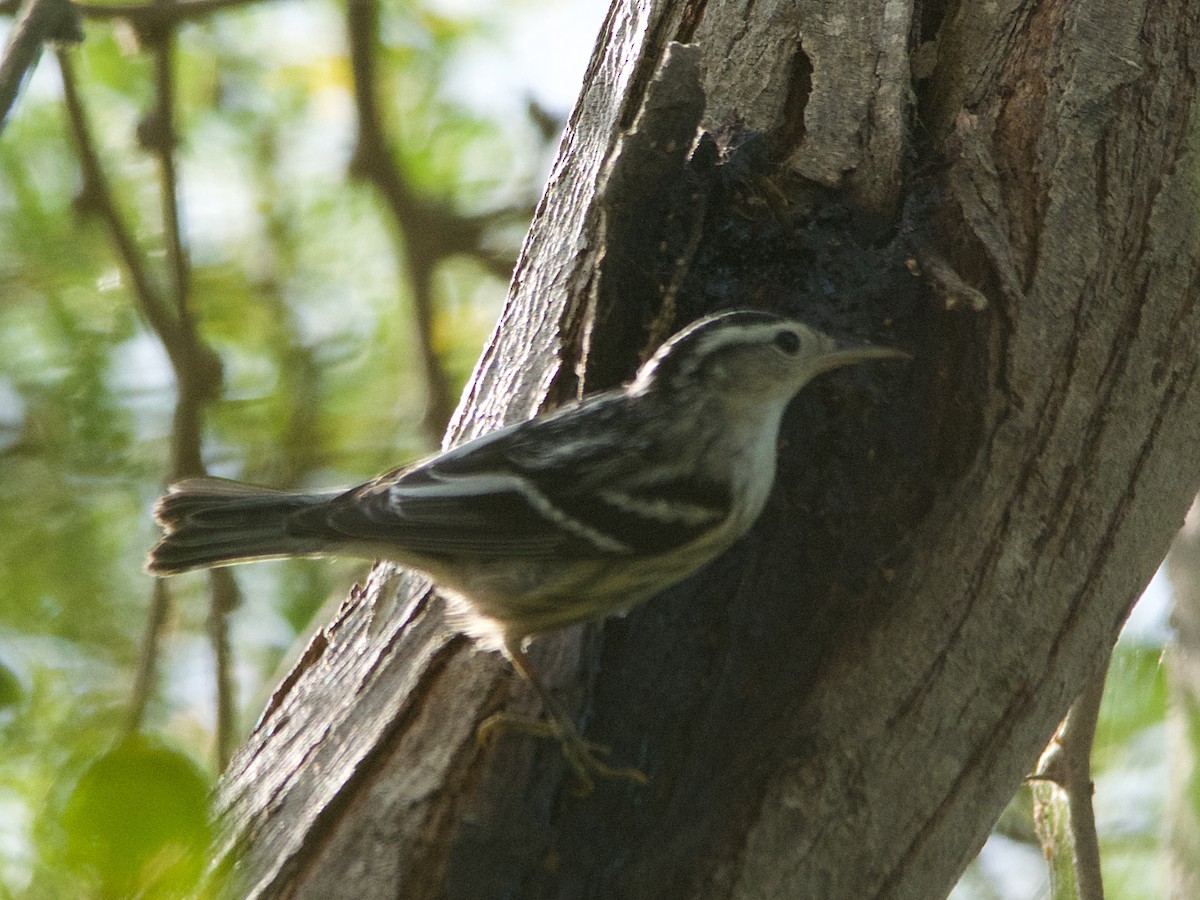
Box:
[212,1,1200,897]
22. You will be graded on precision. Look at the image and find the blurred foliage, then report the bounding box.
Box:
[1092,643,1169,900]
[952,619,1173,900]
[0,0,598,893]
[54,735,210,898]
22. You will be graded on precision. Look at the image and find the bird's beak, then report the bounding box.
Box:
[817,342,912,373]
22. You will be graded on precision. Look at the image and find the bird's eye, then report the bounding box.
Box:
[773,330,801,355]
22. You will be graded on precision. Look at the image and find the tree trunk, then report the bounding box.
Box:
[212,1,1200,897]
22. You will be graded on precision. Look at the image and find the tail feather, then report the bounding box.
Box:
[148,477,338,575]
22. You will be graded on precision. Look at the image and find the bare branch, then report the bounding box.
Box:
[137,17,220,479]
[57,49,174,336]
[141,18,242,762]
[1,0,287,35]
[210,569,241,769]
[345,0,454,440]
[58,37,232,756]
[0,0,81,129]
[58,46,189,737]
[344,0,535,439]
[145,32,189,319]
[1032,653,1112,900]
[125,578,172,735]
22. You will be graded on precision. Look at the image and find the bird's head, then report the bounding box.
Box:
[630,310,908,409]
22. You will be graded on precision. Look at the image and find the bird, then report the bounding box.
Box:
[148,309,908,790]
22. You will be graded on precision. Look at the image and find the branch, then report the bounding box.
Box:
[124,578,172,735]
[143,19,241,760]
[344,0,533,439]
[210,569,240,769]
[58,46,184,736]
[138,14,218,479]
[58,39,231,756]
[57,48,178,347]
[145,31,189,316]
[1,0,287,36]
[345,0,454,440]
[1032,653,1112,900]
[0,0,81,129]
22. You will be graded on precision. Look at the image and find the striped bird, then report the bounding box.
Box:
[149,309,907,789]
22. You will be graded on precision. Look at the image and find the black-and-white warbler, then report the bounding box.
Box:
[148,309,907,789]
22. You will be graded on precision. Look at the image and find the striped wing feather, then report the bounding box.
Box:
[294,397,733,560]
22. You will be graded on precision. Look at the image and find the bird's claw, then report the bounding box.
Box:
[478,712,648,796]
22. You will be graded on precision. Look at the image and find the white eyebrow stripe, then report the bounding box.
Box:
[389,472,633,554]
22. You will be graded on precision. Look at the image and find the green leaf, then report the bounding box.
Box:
[58,735,211,898]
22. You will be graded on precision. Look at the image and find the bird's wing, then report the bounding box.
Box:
[314,469,627,558]
[297,398,733,560]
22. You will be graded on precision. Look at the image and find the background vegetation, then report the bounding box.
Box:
[0,1,1186,897]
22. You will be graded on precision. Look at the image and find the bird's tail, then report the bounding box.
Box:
[147,477,338,575]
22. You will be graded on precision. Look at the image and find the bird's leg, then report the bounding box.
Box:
[477,641,648,795]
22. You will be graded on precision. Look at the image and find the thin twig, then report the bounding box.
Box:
[0,0,80,129]
[1,0,285,32]
[141,7,238,759]
[345,0,544,440]
[81,0,273,21]
[58,39,232,755]
[57,48,179,344]
[344,0,532,438]
[210,568,239,769]
[1031,651,1111,900]
[345,0,454,440]
[62,40,216,448]
[148,31,189,314]
[1060,665,1108,900]
[124,578,172,735]
[58,46,183,737]
[140,9,218,479]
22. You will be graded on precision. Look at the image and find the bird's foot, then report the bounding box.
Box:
[478,712,648,796]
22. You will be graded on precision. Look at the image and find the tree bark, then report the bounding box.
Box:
[212,1,1200,897]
